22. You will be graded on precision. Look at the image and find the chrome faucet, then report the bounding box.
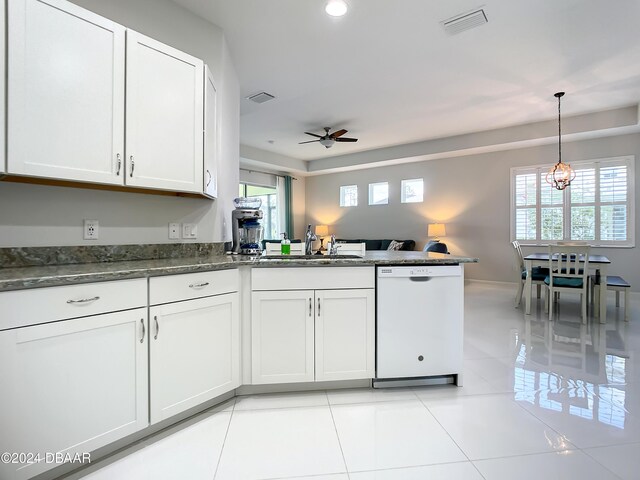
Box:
[304,224,317,255]
[329,234,341,255]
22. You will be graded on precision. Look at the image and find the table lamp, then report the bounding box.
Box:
[428,223,446,241]
[315,225,329,252]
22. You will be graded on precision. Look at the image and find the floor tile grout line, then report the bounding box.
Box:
[346,459,483,476]
[580,446,626,480]
[414,393,475,466]
[326,390,351,479]
[211,397,236,480]
[510,396,581,451]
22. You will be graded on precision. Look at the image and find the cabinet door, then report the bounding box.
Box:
[315,289,375,382]
[150,293,240,424]
[8,0,125,184]
[252,290,315,384]
[0,308,148,480]
[1,0,5,174]
[126,30,204,193]
[203,65,218,198]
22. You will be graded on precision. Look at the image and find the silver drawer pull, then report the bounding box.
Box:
[130,156,135,177]
[67,296,100,304]
[189,282,210,289]
[154,316,159,340]
[116,153,122,176]
[140,319,145,343]
[317,297,321,316]
[309,298,312,317]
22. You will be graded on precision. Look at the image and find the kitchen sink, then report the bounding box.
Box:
[260,254,363,260]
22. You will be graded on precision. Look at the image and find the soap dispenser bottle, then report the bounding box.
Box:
[280,232,291,255]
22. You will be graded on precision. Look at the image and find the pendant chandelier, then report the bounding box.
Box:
[545,92,575,190]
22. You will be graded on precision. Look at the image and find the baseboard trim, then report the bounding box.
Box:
[236,379,371,395]
[466,278,518,287]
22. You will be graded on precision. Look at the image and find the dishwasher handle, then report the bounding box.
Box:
[409,276,433,282]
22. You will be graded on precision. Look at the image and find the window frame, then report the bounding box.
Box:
[510,156,635,247]
[368,182,389,206]
[339,184,358,207]
[401,178,424,203]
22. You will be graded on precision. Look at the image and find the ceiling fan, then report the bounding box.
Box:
[299,127,358,149]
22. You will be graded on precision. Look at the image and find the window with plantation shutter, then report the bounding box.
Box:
[510,156,634,247]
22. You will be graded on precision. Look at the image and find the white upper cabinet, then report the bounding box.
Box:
[126,30,204,193]
[7,0,125,184]
[203,65,218,198]
[1,0,5,174]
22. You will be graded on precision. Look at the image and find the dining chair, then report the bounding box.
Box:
[545,245,590,323]
[511,240,547,307]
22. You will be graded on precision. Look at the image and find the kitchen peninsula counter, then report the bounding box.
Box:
[0,251,478,292]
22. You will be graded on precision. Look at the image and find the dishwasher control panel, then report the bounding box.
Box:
[377,265,461,278]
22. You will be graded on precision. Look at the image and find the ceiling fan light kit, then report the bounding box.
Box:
[325,0,348,17]
[299,127,358,148]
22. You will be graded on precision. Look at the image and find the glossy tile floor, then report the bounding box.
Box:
[72,282,639,480]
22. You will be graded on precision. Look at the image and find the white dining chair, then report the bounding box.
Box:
[545,245,591,323]
[511,240,546,307]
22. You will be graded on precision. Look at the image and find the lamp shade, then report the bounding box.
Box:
[428,223,446,238]
[315,225,329,237]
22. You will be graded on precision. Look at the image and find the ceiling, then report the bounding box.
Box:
[172,0,640,164]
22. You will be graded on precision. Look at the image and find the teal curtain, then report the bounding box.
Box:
[284,175,294,239]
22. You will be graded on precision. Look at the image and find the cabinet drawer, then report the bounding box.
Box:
[252,267,374,291]
[0,278,147,331]
[149,269,238,305]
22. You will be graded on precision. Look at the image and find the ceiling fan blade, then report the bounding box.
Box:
[335,137,358,142]
[330,129,348,138]
[304,132,323,138]
[299,139,320,144]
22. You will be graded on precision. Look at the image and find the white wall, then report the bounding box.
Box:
[305,133,640,291]
[0,0,239,247]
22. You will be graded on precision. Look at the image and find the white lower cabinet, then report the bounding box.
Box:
[251,286,375,385]
[315,289,375,381]
[149,272,240,424]
[251,290,315,384]
[0,308,148,480]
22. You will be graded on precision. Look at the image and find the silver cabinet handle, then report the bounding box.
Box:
[206,169,212,186]
[189,282,210,289]
[309,298,312,317]
[130,156,135,177]
[154,316,159,340]
[318,297,321,316]
[140,318,145,343]
[116,153,122,176]
[66,296,100,304]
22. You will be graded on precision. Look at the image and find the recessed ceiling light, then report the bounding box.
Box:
[325,0,348,17]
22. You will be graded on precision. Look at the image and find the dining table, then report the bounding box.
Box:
[523,252,611,323]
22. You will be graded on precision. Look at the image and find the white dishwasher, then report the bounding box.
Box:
[375,265,464,387]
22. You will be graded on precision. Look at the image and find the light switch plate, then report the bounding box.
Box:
[182,223,197,239]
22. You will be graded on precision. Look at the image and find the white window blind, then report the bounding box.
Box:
[510,156,635,247]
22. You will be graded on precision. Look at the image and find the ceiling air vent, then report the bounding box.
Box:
[442,8,488,35]
[247,92,276,104]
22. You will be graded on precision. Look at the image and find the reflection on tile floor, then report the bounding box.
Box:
[72,282,638,479]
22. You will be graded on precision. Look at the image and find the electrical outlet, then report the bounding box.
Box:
[169,223,180,239]
[83,219,99,240]
[182,223,197,239]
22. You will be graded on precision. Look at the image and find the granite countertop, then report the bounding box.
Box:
[0,251,478,292]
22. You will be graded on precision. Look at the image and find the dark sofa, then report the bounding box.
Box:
[336,239,415,251]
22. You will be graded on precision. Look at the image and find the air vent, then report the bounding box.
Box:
[247,92,276,104]
[442,8,488,35]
